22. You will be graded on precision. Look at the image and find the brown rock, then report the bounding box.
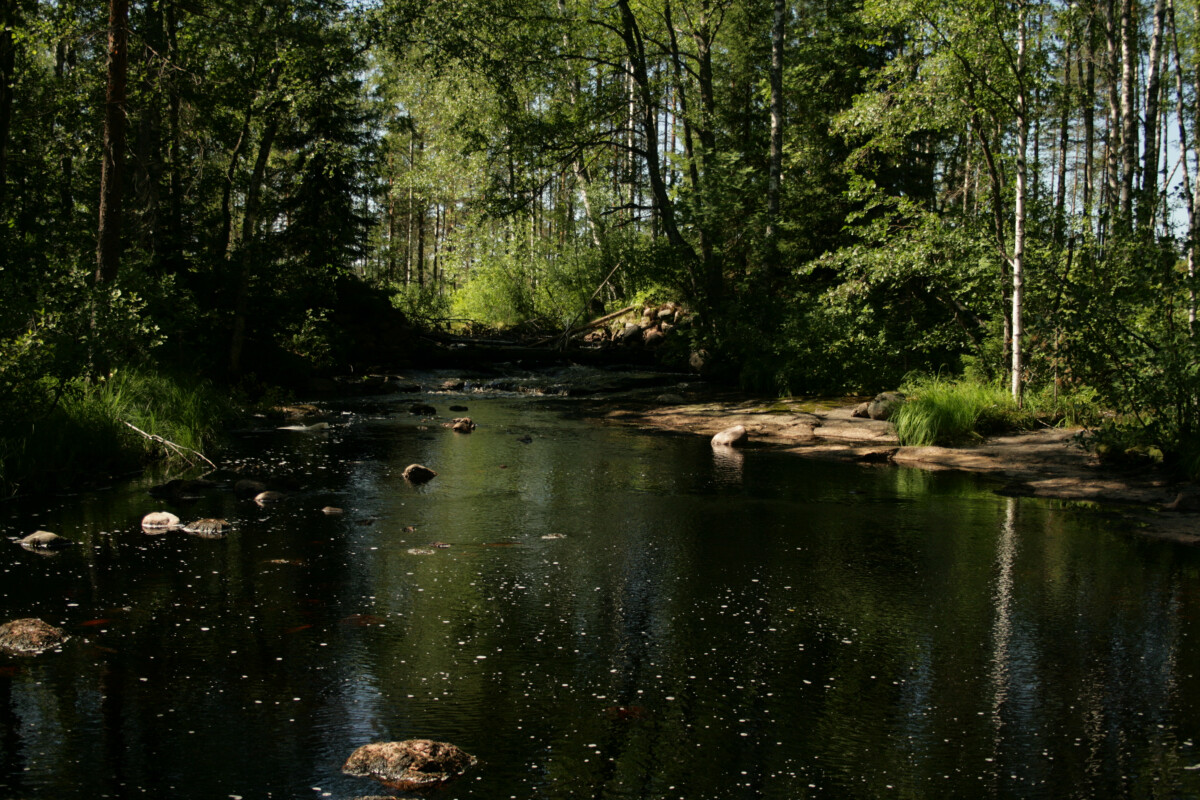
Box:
[182,518,230,538]
[643,327,666,347]
[0,618,69,655]
[851,402,871,419]
[342,740,477,791]
[403,464,437,483]
[449,417,476,433]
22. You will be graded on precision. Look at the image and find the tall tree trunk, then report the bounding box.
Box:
[1118,0,1137,226]
[1104,0,1122,236]
[54,40,74,230]
[95,0,130,285]
[1141,0,1167,229]
[616,0,687,254]
[765,0,785,263]
[1054,43,1072,246]
[1082,7,1096,223]
[228,118,278,377]
[163,0,183,273]
[0,1,16,211]
[416,136,426,288]
[1012,1,1029,403]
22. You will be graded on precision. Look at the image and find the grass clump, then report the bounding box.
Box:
[892,377,1016,446]
[893,375,1105,447]
[0,369,235,496]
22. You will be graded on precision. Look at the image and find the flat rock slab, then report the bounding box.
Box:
[596,395,1200,542]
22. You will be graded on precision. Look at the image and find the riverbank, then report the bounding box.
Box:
[592,392,1200,546]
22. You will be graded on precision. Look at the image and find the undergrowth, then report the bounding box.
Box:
[0,369,235,496]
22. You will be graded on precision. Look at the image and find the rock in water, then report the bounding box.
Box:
[322,506,344,516]
[182,519,230,538]
[233,478,267,499]
[0,618,69,655]
[711,425,748,447]
[403,464,437,484]
[141,511,181,531]
[449,417,475,433]
[342,740,477,791]
[254,490,287,506]
[16,531,73,549]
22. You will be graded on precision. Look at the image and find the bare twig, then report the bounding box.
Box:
[121,420,217,469]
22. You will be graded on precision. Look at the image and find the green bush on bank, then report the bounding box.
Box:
[0,369,234,496]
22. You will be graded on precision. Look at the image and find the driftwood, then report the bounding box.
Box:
[531,304,640,348]
[121,420,217,469]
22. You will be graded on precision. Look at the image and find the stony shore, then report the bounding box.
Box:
[597,394,1200,546]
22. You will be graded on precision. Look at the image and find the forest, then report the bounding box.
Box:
[2,0,1200,489]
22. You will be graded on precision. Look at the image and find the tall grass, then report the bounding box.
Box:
[0,369,234,495]
[893,378,1014,446]
[892,376,1103,447]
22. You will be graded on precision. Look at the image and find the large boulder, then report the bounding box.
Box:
[342,740,477,792]
[867,392,906,421]
[403,464,437,484]
[0,618,68,655]
[711,425,749,447]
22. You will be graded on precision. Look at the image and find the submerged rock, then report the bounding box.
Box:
[409,403,437,416]
[711,425,748,447]
[403,464,437,484]
[148,478,215,501]
[141,511,181,532]
[322,506,344,516]
[254,490,287,506]
[342,740,477,792]
[0,618,68,655]
[16,531,73,550]
[233,479,268,499]
[183,519,230,538]
[449,417,476,433]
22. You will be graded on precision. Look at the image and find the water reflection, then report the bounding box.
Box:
[711,444,745,486]
[3,395,1200,799]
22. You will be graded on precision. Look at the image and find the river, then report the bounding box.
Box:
[2,384,1200,799]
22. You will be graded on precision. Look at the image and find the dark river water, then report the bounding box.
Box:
[3,388,1200,799]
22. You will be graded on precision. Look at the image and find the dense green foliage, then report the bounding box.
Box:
[4,0,1200,485]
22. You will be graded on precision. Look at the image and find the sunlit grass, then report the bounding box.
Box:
[893,375,1103,447]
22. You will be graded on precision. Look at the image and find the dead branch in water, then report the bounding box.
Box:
[121,420,217,469]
